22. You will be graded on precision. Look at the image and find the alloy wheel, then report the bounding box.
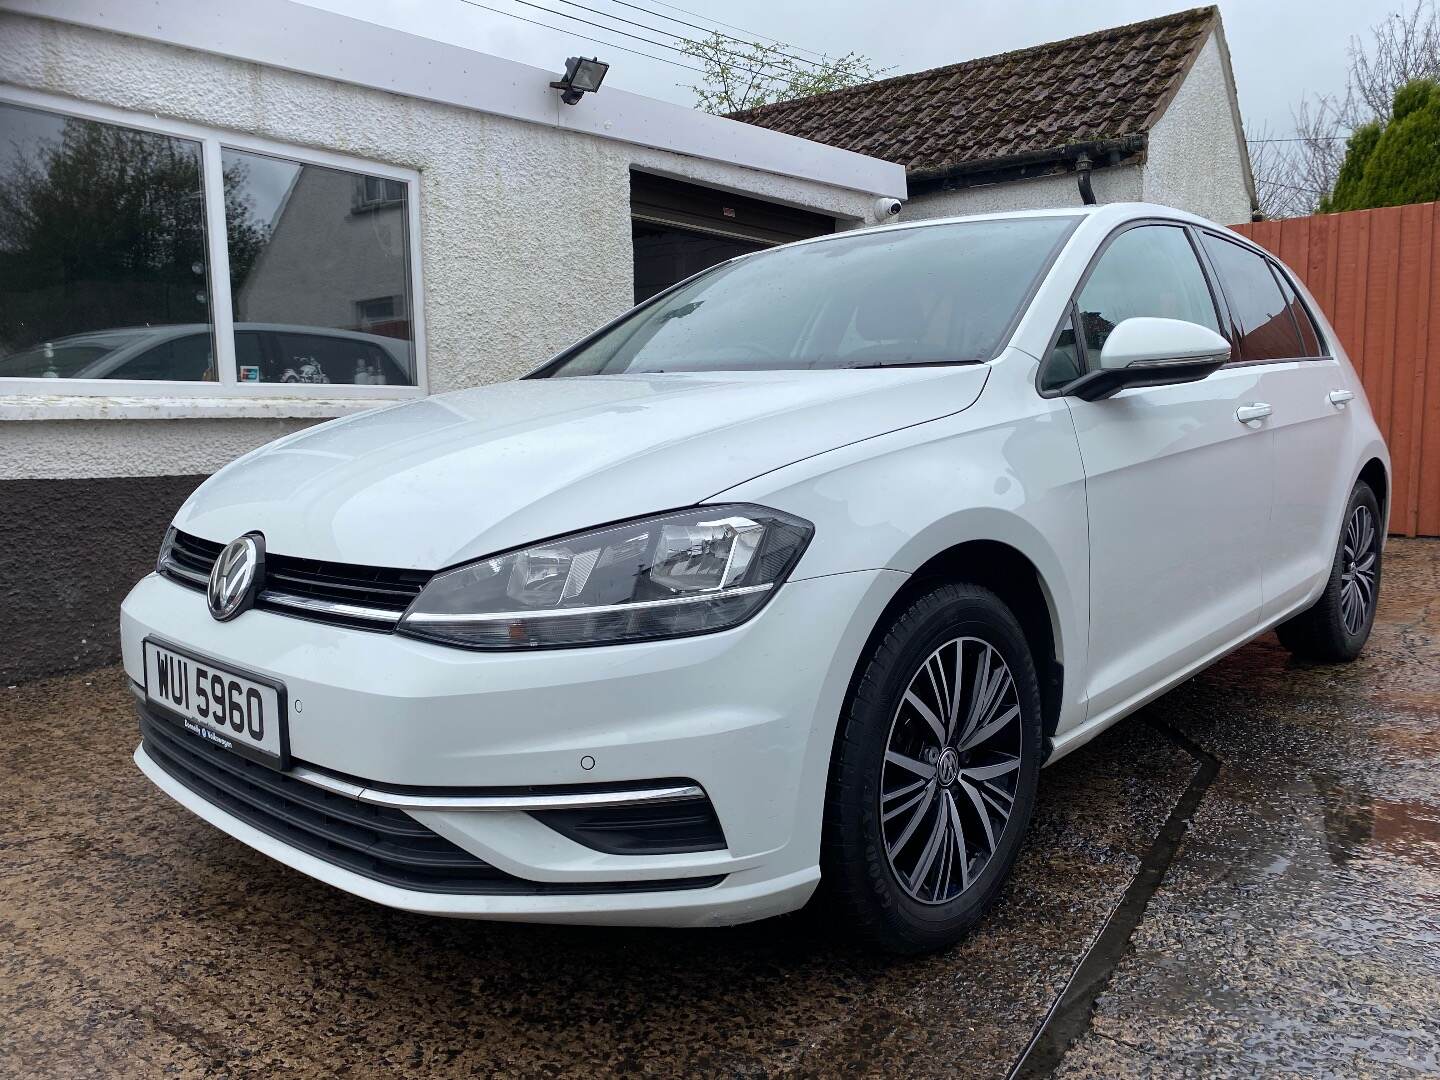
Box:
[879,636,1024,905]
[1340,504,1379,635]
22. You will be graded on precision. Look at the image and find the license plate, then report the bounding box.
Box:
[143,638,287,769]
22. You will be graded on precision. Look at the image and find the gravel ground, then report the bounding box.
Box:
[3,540,1437,1078]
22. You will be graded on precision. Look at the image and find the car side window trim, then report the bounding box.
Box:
[1035,217,1227,397]
[1186,224,1240,353]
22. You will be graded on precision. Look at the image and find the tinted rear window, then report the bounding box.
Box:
[1202,234,1305,361]
[537,216,1079,376]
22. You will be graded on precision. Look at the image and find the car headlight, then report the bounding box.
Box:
[156,525,177,574]
[397,505,812,649]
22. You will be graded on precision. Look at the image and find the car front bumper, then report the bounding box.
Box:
[121,567,905,925]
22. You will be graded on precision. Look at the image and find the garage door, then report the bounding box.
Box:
[630,171,836,303]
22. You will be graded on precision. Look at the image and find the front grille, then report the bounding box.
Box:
[160,530,432,632]
[168,530,223,580]
[139,707,722,895]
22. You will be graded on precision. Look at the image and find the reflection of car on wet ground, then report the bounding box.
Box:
[0,323,414,385]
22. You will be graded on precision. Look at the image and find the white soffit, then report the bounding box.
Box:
[0,0,906,199]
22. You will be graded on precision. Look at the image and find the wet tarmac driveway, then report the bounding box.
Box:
[3,541,1438,1078]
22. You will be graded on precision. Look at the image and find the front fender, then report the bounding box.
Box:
[711,382,1089,732]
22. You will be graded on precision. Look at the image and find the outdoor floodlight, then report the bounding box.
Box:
[550,56,609,105]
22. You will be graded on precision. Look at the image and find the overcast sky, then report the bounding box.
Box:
[302,0,1401,140]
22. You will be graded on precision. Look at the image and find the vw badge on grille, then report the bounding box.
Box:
[208,533,264,621]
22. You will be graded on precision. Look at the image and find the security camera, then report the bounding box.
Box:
[873,197,902,220]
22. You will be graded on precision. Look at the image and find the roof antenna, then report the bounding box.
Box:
[1075,152,1097,205]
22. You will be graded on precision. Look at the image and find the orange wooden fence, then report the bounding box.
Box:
[1234,203,1440,537]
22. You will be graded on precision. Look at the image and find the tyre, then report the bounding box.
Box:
[1276,481,1383,663]
[821,582,1043,955]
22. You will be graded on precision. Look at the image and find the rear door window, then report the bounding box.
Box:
[1272,268,1326,357]
[1200,234,1305,361]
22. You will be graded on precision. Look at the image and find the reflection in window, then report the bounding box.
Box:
[1076,226,1221,360]
[224,148,416,385]
[1040,312,1082,391]
[0,102,214,380]
[1275,271,1325,356]
[1200,235,1304,361]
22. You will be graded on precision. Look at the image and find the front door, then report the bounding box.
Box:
[1053,223,1272,722]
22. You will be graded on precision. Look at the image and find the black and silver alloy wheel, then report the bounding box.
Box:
[822,581,1042,955]
[1277,479,1384,663]
[880,637,1022,905]
[1339,504,1379,635]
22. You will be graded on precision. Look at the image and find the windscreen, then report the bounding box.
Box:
[537,216,1079,376]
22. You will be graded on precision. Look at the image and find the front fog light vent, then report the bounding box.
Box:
[532,792,726,855]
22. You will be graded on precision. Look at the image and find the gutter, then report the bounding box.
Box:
[907,135,1147,197]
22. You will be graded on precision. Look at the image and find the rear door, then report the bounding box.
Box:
[1197,232,1355,621]
[1043,222,1272,721]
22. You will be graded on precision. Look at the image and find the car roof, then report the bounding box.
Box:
[789,202,1246,249]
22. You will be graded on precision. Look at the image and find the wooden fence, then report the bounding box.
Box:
[1233,203,1440,537]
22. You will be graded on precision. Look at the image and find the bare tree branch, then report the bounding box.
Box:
[680,32,887,114]
[1248,0,1438,216]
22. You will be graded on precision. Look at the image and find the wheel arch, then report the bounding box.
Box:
[850,538,1067,747]
[1357,457,1389,530]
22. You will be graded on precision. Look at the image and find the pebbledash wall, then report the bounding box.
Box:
[901,29,1255,227]
[0,0,905,683]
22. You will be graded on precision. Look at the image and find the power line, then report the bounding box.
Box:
[585,0,830,70]
[485,0,789,81]
[1254,176,1329,195]
[636,0,827,59]
[1248,135,1349,143]
[455,0,706,73]
[546,0,821,74]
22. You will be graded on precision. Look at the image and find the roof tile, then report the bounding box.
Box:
[730,6,1217,174]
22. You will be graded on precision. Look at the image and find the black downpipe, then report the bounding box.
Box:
[1075,153,1096,205]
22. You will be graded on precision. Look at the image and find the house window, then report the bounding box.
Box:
[224,149,416,385]
[0,90,424,399]
[0,102,215,381]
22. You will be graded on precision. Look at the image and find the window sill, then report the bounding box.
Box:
[0,394,406,422]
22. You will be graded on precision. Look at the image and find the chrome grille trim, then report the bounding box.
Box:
[287,764,709,812]
[158,529,430,632]
[258,590,404,626]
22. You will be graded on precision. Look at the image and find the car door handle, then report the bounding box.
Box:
[1236,402,1272,424]
[1328,389,1355,408]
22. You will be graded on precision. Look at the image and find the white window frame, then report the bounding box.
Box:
[0,86,428,403]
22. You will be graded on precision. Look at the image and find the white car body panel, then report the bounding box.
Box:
[122,202,1390,925]
[1062,365,1272,720]
[173,367,988,569]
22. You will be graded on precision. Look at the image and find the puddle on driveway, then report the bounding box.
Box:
[1058,544,1440,1079]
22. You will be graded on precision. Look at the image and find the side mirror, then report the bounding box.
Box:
[1061,317,1232,402]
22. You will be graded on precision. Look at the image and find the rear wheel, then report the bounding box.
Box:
[1277,481,1383,662]
[822,583,1042,954]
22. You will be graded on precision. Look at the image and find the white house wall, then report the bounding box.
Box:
[901,166,1142,221]
[1141,30,1254,226]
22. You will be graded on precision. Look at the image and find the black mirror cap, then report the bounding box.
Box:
[1060,357,1226,402]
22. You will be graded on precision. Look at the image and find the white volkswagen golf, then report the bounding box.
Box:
[123,204,1389,953]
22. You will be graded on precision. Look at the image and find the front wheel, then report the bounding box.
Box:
[1277,480,1383,662]
[821,583,1042,955]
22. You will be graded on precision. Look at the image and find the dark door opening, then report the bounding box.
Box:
[631,222,764,305]
[630,171,836,304]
